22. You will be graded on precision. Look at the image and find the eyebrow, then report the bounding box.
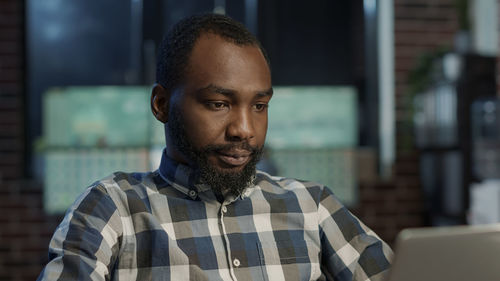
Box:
[197,84,273,98]
[258,87,274,98]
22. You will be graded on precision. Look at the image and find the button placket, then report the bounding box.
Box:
[219,203,238,280]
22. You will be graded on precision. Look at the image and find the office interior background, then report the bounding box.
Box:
[1,0,500,279]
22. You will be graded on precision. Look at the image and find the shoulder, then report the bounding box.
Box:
[72,171,163,215]
[93,170,161,196]
[255,170,328,204]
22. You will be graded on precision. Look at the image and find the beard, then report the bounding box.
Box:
[167,106,263,197]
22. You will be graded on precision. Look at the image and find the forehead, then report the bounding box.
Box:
[183,33,271,91]
[189,32,259,61]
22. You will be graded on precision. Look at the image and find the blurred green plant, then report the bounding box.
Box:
[407,47,450,97]
[454,0,470,31]
[399,46,451,153]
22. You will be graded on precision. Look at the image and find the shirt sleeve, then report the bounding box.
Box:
[318,186,393,281]
[37,184,123,281]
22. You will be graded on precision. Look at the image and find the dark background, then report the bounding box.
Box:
[1,0,499,280]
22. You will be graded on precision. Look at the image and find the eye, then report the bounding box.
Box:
[206,101,228,111]
[253,103,268,112]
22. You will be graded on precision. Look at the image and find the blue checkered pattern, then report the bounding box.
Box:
[38,150,392,280]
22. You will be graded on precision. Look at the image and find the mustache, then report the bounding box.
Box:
[201,142,260,155]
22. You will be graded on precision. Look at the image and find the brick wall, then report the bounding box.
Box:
[0,1,61,280]
[354,0,500,244]
[498,1,500,94]
[352,0,463,243]
[0,0,23,181]
[0,0,498,280]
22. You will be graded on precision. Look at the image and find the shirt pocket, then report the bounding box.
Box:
[257,239,320,281]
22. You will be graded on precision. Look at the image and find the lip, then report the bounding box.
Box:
[216,150,252,167]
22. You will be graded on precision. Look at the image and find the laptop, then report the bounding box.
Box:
[386,223,500,281]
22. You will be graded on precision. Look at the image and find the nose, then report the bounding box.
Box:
[226,108,254,142]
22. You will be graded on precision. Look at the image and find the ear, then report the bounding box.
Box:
[151,84,170,123]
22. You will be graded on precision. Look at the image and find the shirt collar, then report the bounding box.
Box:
[158,149,207,199]
[157,148,257,201]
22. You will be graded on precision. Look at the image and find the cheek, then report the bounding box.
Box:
[255,114,268,143]
[181,109,227,147]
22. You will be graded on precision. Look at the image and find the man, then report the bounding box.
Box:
[38,14,392,281]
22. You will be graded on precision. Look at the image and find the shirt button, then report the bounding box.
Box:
[188,190,197,198]
[221,206,227,213]
[233,258,240,267]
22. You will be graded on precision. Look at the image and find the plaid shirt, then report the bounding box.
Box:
[38,150,392,281]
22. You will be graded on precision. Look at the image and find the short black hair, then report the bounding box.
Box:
[156,13,270,91]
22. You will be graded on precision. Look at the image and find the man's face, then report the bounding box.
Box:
[162,33,272,195]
